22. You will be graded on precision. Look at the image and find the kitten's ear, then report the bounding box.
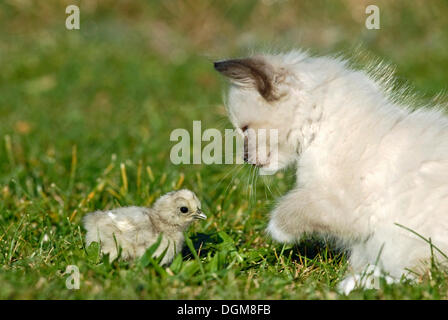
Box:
[214,58,277,101]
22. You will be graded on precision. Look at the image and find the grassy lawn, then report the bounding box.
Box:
[1,1,448,299]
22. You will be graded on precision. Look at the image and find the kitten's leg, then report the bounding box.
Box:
[266,188,324,243]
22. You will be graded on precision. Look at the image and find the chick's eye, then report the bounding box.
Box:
[180,206,189,213]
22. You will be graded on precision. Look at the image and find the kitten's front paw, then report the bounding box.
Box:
[266,218,295,243]
[338,275,362,295]
[338,266,398,295]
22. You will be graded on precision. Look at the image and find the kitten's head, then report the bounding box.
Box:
[214,51,317,174]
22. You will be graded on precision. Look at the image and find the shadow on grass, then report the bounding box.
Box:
[181,232,223,259]
[183,232,345,265]
[291,237,343,261]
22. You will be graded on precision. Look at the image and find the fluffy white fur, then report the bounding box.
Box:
[215,50,448,293]
[83,189,206,265]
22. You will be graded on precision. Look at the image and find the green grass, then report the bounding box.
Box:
[1,1,448,299]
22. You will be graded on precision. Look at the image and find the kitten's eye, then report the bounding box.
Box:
[180,206,189,213]
[241,125,249,133]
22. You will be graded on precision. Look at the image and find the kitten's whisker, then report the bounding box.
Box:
[253,167,259,204]
[212,165,243,203]
[248,165,258,205]
[248,166,254,204]
[263,176,274,198]
[245,165,253,201]
[213,164,241,191]
[223,165,244,196]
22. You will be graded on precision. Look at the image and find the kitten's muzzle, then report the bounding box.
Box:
[243,137,262,167]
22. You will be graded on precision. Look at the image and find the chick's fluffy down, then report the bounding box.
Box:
[83,189,204,265]
[83,207,181,265]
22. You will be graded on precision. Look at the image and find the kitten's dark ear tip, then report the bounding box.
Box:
[213,61,227,72]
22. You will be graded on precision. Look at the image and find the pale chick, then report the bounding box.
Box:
[83,189,206,265]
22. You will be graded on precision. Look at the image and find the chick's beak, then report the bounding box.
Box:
[194,209,207,220]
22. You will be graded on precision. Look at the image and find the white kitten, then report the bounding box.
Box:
[214,50,448,293]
